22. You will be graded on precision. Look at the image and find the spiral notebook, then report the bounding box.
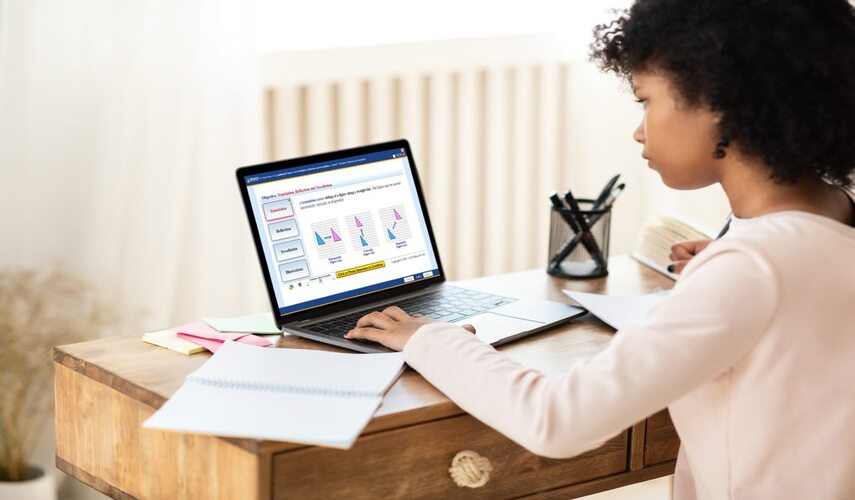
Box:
[143,341,405,449]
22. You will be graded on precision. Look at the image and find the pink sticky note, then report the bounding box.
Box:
[174,321,272,353]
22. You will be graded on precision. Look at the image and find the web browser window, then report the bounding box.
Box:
[242,148,440,315]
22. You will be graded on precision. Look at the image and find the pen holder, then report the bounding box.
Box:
[547,199,611,279]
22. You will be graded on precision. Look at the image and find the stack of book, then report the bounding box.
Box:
[631,215,713,279]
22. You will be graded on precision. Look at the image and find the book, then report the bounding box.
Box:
[631,214,714,280]
[143,341,405,449]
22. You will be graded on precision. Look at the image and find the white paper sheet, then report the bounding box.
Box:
[562,289,670,330]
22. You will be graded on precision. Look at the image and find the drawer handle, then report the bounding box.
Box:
[448,450,493,488]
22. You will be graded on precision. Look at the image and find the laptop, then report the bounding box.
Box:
[236,139,586,353]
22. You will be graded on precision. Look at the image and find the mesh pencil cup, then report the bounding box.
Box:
[547,199,611,279]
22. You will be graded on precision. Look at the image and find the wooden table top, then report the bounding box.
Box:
[53,255,673,454]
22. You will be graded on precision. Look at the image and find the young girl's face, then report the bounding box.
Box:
[631,71,723,190]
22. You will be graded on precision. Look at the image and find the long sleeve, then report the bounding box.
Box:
[402,244,779,459]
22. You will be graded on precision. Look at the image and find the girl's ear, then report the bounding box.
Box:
[713,141,729,160]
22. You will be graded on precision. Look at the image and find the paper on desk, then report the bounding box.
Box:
[143,341,406,449]
[202,312,280,334]
[562,289,670,330]
[175,321,273,353]
[142,329,207,355]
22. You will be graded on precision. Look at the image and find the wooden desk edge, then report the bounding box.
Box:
[52,346,468,456]
[56,456,136,500]
[527,460,676,499]
[53,344,165,408]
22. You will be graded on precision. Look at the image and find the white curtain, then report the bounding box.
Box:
[1,1,268,496]
[0,0,269,334]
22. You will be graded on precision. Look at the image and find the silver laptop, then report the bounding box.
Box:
[236,140,586,353]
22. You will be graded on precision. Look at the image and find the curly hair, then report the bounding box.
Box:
[590,0,855,188]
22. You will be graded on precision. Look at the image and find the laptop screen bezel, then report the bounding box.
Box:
[236,139,447,328]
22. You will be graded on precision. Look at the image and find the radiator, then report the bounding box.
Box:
[265,60,576,280]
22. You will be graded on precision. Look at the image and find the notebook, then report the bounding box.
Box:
[143,341,405,449]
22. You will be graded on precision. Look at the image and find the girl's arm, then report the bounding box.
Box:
[403,245,779,458]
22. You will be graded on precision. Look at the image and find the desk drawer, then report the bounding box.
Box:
[644,410,680,465]
[273,414,627,499]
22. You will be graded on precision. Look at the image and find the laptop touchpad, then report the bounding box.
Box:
[452,313,543,345]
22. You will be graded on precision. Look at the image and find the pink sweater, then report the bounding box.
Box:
[403,211,855,500]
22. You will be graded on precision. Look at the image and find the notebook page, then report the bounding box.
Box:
[143,380,379,448]
[142,341,405,448]
[190,340,405,395]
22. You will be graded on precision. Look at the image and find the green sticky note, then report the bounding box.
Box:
[202,312,281,335]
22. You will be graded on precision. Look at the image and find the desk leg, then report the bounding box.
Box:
[629,419,647,471]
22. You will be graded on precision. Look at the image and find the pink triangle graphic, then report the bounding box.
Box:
[354,216,363,228]
[330,228,341,242]
[393,209,402,220]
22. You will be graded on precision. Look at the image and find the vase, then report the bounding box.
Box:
[0,465,56,500]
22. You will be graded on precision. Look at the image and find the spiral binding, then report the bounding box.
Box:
[187,375,381,399]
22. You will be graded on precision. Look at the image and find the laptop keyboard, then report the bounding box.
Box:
[304,286,517,338]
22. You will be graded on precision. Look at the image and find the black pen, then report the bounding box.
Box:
[549,192,580,232]
[593,174,620,209]
[715,214,732,239]
[600,183,625,211]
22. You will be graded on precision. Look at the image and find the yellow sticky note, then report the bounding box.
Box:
[142,329,206,355]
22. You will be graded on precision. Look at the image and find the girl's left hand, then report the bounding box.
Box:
[668,239,711,274]
[345,306,476,351]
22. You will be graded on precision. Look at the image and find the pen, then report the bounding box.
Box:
[562,188,608,272]
[593,174,621,209]
[549,192,580,233]
[596,182,625,213]
[715,214,732,239]
[550,183,625,269]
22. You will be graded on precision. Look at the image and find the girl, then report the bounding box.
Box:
[346,1,855,498]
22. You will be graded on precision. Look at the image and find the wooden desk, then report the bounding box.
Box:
[54,256,680,499]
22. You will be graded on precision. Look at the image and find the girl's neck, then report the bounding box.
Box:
[719,156,853,224]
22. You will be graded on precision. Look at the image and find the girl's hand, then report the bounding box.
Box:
[668,239,712,274]
[345,306,476,351]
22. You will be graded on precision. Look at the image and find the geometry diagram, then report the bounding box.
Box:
[345,212,379,251]
[310,219,346,260]
[378,205,412,242]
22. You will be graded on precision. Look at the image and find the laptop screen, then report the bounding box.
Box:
[240,146,441,316]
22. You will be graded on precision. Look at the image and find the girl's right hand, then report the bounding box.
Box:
[668,239,712,274]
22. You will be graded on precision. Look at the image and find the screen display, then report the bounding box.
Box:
[242,148,440,316]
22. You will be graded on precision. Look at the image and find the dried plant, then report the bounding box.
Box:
[0,268,119,482]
